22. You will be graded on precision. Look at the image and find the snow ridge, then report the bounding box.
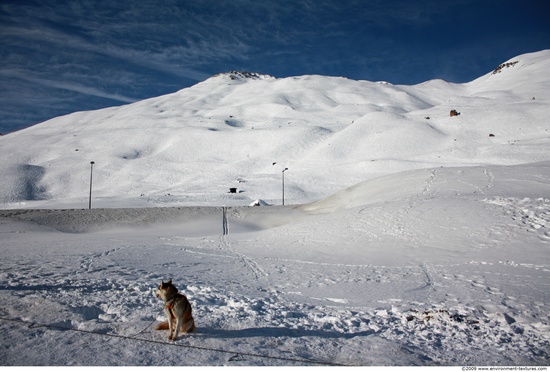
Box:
[210,70,276,81]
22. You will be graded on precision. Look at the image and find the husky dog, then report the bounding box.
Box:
[155,279,196,340]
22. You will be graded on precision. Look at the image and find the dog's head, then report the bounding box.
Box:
[156,279,178,301]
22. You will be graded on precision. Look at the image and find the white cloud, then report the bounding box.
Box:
[0,69,138,103]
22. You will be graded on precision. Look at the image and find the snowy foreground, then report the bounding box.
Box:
[1,162,549,366]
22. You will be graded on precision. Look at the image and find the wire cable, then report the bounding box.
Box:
[0,316,349,366]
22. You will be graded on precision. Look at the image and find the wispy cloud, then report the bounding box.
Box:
[1,70,138,103]
[0,23,212,83]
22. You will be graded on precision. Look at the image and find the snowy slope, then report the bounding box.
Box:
[0,50,549,209]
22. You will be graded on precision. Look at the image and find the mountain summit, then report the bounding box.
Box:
[0,50,549,209]
[210,71,276,81]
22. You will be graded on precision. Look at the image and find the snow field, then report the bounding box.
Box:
[1,161,549,365]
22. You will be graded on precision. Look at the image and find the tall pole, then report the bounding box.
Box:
[282,167,288,206]
[89,161,95,209]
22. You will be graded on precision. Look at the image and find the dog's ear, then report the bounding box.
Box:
[167,279,172,285]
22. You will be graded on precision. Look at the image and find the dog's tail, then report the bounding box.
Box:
[155,321,169,330]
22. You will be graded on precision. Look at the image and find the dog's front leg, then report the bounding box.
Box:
[172,315,182,341]
[163,307,175,340]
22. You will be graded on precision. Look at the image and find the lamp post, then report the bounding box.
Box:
[282,167,288,206]
[89,161,95,209]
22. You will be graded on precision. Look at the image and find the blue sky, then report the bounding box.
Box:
[1,0,548,134]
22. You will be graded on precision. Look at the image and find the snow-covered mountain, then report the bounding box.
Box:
[1,50,549,209]
[1,51,549,366]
